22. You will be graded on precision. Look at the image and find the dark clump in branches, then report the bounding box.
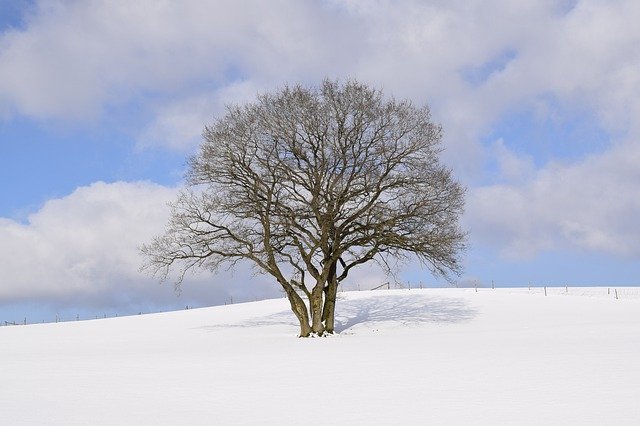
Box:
[141,80,466,337]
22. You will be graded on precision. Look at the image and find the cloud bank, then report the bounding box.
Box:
[0,181,280,315]
[2,1,638,144]
[468,140,640,259]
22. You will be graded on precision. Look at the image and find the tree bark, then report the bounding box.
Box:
[284,287,312,337]
[310,284,326,335]
[322,259,338,333]
[322,280,337,333]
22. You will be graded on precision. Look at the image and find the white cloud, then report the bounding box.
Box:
[0,181,173,301]
[0,2,628,145]
[0,181,281,312]
[2,1,638,135]
[467,139,640,259]
[473,0,640,132]
[137,81,263,150]
[490,139,536,184]
[0,0,353,120]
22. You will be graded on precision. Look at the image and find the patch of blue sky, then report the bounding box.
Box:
[461,49,517,87]
[481,99,611,184]
[0,115,187,220]
[396,241,640,288]
[556,0,580,16]
[398,247,640,288]
[0,297,199,326]
[462,243,640,287]
[0,0,36,32]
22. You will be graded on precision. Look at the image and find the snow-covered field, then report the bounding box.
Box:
[2,288,639,425]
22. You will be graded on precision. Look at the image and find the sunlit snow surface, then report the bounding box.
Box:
[2,288,639,425]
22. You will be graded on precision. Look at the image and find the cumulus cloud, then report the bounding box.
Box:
[0,0,354,120]
[0,182,174,302]
[0,0,640,155]
[137,81,264,150]
[473,0,640,135]
[2,1,638,131]
[0,181,280,314]
[467,139,640,259]
[0,0,564,159]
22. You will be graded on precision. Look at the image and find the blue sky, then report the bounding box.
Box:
[1,0,640,322]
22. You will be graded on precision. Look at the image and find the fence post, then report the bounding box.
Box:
[615,289,619,300]
[491,280,494,289]
[544,286,547,296]
[371,282,390,291]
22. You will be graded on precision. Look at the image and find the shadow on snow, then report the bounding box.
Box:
[199,293,477,334]
[334,294,477,333]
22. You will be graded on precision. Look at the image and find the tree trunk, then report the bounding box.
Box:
[322,260,338,333]
[284,286,311,337]
[310,284,326,335]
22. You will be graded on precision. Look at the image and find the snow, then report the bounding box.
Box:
[2,288,640,425]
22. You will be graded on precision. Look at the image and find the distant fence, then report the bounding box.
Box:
[343,282,640,300]
[370,282,390,290]
[513,286,640,299]
[3,284,639,327]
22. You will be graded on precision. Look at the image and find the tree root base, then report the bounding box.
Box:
[299,330,336,338]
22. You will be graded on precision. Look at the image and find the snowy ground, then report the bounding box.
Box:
[2,287,639,425]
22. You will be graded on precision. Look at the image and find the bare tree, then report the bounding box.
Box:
[141,80,466,337]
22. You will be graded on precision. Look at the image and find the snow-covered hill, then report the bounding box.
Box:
[2,288,639,425]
